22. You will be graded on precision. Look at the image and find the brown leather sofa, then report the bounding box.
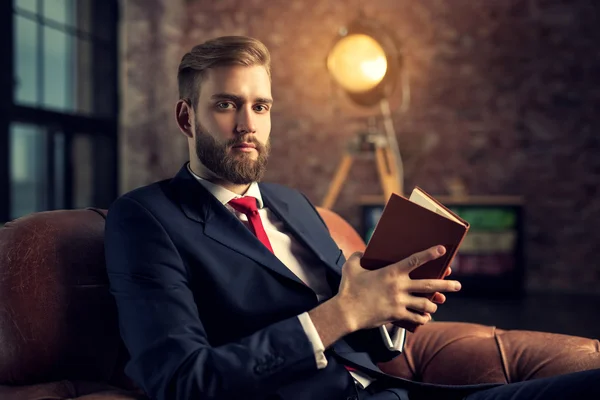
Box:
[1,208,599,400]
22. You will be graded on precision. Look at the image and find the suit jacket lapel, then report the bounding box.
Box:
[260,185,341,276]
[168,166,308,288]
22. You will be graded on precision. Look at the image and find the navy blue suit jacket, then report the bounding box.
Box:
[105,165,490,400]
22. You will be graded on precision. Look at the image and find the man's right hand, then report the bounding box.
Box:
[308,245,461,349]
[336,245,461,332]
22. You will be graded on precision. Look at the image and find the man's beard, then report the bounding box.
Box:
[194,122,270,184]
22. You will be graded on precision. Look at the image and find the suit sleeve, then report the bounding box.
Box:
[299,193,402,363]
[105,196,319,400]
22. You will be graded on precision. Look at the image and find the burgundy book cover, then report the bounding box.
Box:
[360,189,470,332]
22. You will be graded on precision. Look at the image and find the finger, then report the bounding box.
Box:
[341,251,364,275]
[405,296,438,314]
[409,311,432,325]
[343,251,363,268]
[410,279,461,293]
[432,292,446,304]
[394,311,431,328]
[442,267,452,279]
[397,245,446,273]
[406,297,438,314]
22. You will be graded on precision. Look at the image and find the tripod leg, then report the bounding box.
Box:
[321,153,353,209]
[375,146,401,201]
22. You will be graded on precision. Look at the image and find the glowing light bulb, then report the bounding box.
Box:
[327,34,388,93]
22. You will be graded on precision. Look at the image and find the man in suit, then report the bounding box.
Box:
[105,36,600,400]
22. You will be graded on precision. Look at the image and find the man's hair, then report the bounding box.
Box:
[177,36,271,109]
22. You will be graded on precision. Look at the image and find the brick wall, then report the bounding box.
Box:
[122,0,600,293]
[120,0,187,191]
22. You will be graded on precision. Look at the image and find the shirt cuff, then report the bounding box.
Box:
[298,312,328,369]
[379,324,406,352]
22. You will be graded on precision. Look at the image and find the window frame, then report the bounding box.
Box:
[0,0,119,222]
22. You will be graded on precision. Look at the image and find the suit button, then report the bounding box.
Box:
[254,364,266,375]
[274,356,285,366]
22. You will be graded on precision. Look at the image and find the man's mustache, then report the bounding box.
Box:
[226,136,266,150]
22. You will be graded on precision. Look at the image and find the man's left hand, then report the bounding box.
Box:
[387,266,452,330]
[431,266,452,305]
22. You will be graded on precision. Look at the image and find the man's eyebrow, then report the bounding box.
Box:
[255,97,274,105]
[210,93,273,104]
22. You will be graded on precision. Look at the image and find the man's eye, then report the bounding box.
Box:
[254,104,269,112]
[217,102,234,110]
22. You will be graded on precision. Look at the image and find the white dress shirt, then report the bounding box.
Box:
[187,163,405,388]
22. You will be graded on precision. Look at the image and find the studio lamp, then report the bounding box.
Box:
[321,20,406,209]
[327,33,388,97]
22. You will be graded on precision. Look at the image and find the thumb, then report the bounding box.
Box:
[348,251,364,263]
[342,251,364,273]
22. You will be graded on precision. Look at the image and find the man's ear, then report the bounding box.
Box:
[175,99,194,138]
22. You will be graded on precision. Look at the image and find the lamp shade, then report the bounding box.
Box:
[326,20,400,106]
[326,34,388,93]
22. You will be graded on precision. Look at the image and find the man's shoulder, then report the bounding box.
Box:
[259,182,325,220]
[259,182,300,197]
[111,179,172,211]
[258,182,312,205]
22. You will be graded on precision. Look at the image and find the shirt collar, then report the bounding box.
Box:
[187,163,264,209]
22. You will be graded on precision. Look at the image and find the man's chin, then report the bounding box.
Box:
[229,148,259,160]
[227,153,257,164]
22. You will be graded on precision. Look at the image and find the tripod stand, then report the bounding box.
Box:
[320,99,404,209]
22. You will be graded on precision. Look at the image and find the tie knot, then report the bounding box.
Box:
[228,196,258,215]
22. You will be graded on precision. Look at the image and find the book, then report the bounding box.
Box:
[361,187,470,332]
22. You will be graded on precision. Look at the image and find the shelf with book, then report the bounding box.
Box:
[359,195,525,298]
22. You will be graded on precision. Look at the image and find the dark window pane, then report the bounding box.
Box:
[72,134,116,209]
[9,123,48,220]
[54,133,66,209]
[75,37,93,115]
[14,15,39,105]
[72,134,93,208]
[92,47,116,117]
[76,0,93,34]
[42,0,75,27]
[15,0,38,14]
[14,1,117,117]
[42,26,75,112]
[91,0,115,41]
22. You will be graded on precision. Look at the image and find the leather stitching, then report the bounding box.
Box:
[493,327,511,384]
[417,326,503,383]
[86,207,107,220]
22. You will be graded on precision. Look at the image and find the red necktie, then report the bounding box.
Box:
[228,197,274,253]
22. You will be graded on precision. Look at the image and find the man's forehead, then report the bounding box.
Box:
[200,65,271,99]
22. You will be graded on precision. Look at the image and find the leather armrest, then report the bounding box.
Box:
[378,321,600,385]
[0,381,147,400]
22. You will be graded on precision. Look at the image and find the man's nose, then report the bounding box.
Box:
[235,107,257,134]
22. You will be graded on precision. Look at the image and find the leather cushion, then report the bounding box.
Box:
[0,209,126,386]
